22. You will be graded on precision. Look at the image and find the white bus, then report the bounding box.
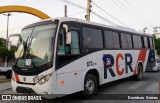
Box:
[11,17,156,99]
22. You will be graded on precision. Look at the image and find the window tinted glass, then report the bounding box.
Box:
[138,36,142,48]
[126,34,132,48]
[58,29,65,55]
[58,30,80,55]
[133,35,138,48]
[82,27,103,49]
[104,31,120,48]
[104,31,113,48]
[149,38,153,48]
[144,37,148,48]
[147,37,151,48]
[113,32,120,48]
[70,31,80,54]
[121,33,127,48]
[133,35,142,49]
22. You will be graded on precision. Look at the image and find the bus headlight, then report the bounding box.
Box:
[38,73,52,85]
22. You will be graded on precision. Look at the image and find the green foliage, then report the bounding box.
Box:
[8,46,16,60]
[152,34,160,55]
[0,38,6,47]
[0,38,16,60]
[0,46,16,60]
[0,47,9,59]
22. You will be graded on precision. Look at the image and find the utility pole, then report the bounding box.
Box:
[153,27,160,38]
[85,0,92,21]
[3,13,12,46]
[143,27,147,34]
[65,5,67,17]
[3,13,12,67]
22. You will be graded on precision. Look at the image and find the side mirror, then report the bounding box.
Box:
[8,33,21,51]
[66,32,71,44]
[63,24,72,44]
[9,33,21,39]
[63,24,68,33]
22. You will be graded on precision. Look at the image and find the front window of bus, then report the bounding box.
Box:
[14,24,57,68]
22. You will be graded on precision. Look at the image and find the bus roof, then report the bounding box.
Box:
[55,17,151,37]
[23,17,151,37]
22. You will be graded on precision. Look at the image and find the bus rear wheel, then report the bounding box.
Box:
[83,74,97,98]
[134,65,143,80]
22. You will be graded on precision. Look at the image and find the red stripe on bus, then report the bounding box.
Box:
[134,50,147,75]
[14,72,20,82]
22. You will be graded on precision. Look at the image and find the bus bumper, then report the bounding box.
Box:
[11,79,57,99]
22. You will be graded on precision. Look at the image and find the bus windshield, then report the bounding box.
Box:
[13,24,57,68]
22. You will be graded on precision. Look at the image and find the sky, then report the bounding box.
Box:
[0,0,160,44]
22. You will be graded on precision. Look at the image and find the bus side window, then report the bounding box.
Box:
[70,31,80,55]
[141,36,145,48]
[58,29,65,55]
[147,37,151,48]
[58,29,80,55]
[144,37,148,48]
[137,36,142,48]
[149,38,153,48]
[121,33,127,48]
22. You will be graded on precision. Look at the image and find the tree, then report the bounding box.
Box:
[152,34,160,55]
[0,38,16,61]
[0,38,6,47]
[0,47,9,60]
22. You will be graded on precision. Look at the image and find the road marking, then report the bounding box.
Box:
[128,81,146,90]
[146,83,158,92]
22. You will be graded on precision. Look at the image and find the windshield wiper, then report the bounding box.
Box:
[24,37,33,58]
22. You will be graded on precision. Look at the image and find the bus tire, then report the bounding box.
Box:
[83,74,97,98]
[135,65,143,80]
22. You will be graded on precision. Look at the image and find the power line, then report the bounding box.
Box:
[58,0,114,25]
[92,1,129,27]
[91,11,117,26]
[59,0,129,27]
[111,0,148,27]
[59,0,86,10]
[116,0,153,27]
[124,0,155,26]
[68,11,85,17]
[92,3,117,26]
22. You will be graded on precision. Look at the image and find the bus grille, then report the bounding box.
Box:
[17,81,36,85]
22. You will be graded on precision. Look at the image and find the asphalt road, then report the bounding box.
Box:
[0,71,160,103]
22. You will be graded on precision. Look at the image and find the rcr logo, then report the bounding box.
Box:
[103,53,133,79]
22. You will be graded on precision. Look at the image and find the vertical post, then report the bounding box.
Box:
[65,5,67,17]
[143,27,147,34]
[153,27,160,38]
[85,0,92,21]
[3,13,12,67]
[6,14,10,45]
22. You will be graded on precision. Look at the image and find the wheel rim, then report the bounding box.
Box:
[85,79,95,94]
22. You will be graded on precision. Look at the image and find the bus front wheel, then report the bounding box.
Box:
[83,74,97,98]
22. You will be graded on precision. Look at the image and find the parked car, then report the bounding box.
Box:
[0,67,12,79]
[151,56,160,72]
